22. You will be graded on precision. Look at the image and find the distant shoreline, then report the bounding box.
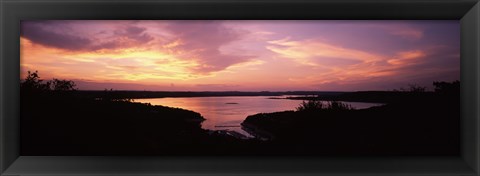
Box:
[74,90,348,99]
[74,90,438,104]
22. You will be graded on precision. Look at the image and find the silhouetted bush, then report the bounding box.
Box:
[50,78,77,91]
[21,71,51,93]
[326,101,353,110]
[296,100,324,111]
[100,89,134,102]
[394,83,426,92]
[21,71,77,93]
[434,80,460,94]
[296,100,352,111]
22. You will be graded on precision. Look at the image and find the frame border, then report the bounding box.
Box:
[1,0,479,175]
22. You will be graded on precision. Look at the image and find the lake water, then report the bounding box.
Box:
[134,96,382,138]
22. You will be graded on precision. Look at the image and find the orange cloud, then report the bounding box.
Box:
[387,50,426,66]
[20,20,459,91]
[267,38,382,67]
[266,38,434,89]
[390,29,423,40]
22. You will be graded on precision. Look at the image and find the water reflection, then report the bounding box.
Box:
[134,96,382,137]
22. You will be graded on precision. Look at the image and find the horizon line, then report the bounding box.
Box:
[74,89,417,92]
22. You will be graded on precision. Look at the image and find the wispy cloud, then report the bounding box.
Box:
[265,35,456,91]
[267,37,382,67]
[387,50,426,66]
[161,21,254,73]
[20,20,460,91]
[21,21,155,52]
[389,26,424,40]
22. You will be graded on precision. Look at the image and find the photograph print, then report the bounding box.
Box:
[20,20,460,156]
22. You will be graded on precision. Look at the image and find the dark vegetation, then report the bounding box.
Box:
[296,101,353,112]
[21,71,460,156]
[21,71,260,155]
[242,81,460,156]
[285,83,457,104]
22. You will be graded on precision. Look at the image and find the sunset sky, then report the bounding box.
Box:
[20,20,460,91]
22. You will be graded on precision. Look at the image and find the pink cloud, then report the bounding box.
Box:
[266,37,448,90]
[162,21,253,73]
[390,28,423,40]
[20,20,460,91]
[387,50,426,66]
[21,21,92,51]
[21,21,155,52]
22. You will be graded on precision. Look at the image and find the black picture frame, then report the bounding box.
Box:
[1,0,479,175]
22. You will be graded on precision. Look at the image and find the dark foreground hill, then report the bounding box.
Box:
[22,92,200,155]
[242,83,460,156]
[21,71,460,156]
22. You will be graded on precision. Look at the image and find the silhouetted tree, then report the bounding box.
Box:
[406,84,426,92]
[21,71,51,92]
[50,78,77,91]
[433,80,460,94]
[394,84,426,92]
[21,71,77,93]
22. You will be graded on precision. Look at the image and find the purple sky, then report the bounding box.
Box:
[20,20,460,91]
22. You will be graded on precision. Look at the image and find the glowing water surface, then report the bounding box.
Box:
[134,96,382,138]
